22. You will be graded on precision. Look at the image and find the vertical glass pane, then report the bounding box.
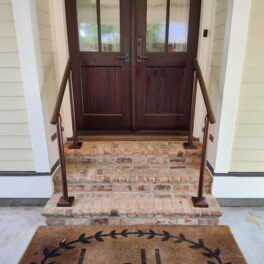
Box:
[146,0,167,52]
[77,0,98,51]
[169,0,190,52]
[101,0,120,52]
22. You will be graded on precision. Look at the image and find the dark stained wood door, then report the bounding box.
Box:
[134,0,201,132]
[65,0,201,133]
[65,0,132,131]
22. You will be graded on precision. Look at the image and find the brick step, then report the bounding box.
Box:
[53,165,212,193]
[43,193,221,226]
[64,141,202,166]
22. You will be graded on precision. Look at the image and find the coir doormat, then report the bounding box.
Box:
[19,225,246,264]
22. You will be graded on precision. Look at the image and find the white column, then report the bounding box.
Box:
[11,0,53,172]
[210,0,252,173]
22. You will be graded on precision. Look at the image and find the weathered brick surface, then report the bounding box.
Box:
[63,141,202,166]
[45,141,220,226]
[54,164,212,194]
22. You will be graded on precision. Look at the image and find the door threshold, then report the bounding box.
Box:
[68,131,198,142]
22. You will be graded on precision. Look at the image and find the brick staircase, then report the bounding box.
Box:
[43,140,221,226]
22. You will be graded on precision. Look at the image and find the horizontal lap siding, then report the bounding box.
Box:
[230,0,264,172]
[35,0,58,136]
[0,0,34,171]
[208,0,228,135]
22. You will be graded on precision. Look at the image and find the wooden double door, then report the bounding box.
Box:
[65,0,201,134]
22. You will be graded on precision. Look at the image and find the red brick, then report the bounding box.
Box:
[90,218,108,225]
[46,219,65,226]
[177,218,197,225]
[116,158,132,164]
[199,219,219,226]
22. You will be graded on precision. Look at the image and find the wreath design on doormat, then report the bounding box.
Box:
[31,229,232,264]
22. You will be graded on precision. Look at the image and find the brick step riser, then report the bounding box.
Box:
[65,156,201,166]
[54,184,212,194]
[45,216,219,226]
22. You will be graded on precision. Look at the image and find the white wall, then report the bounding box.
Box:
[213,176,264,198]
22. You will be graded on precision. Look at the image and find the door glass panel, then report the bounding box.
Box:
[100,0,120,52]
[77,0,98,51]
[146,0,167,52]
[169,0,190,52]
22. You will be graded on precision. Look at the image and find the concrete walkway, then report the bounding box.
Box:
[0,206,263,264]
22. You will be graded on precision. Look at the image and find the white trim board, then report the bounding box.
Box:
[0,176,54,198]
[212,176,264,199]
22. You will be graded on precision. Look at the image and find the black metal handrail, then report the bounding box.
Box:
[184,58,216,208]
[50,57,82,207]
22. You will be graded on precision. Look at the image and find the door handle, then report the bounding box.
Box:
[137,38,149,62]
[117,39,130,62]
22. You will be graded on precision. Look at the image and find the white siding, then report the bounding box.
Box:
[230,0,264,172]
[0,0,34,171]
[35,0,59,136]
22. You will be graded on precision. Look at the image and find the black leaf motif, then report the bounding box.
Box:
[59,241,75,250]
[147,230,155,239]
[189,239,204,249]
[213,248,220,258]
[121,229,128,237]
[79,233,85,240]
[50,252,61,258]
[163,231,170,237]
[95,236,104,242]
[189,244,201,249]
[43,248,49,257]
[48,262,56,264]
[110,230,117,239]
[147,234,155,239]
[203,252,214,258]
[94,231,104,242]
[30,262,37,264]
[179,233,185,240]
[198,239,204,247]
[161,236,170,241]
[149,229,155,235]
[137,229,144,237]
[79,233,90,244]
[95,231,103,237]
[175,239,183,243]
[207,262,216,264]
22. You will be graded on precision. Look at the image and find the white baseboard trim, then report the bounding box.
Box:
[0,175,54,198]
[212,176,264,199]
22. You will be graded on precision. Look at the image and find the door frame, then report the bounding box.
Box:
[49,0,214,138]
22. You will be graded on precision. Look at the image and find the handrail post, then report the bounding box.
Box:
[68,70,82,149]
[56,114,74,207]
[192,115,210,208]
[184,71,198,150]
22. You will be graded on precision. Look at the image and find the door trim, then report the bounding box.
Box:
[131,0,136,131]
